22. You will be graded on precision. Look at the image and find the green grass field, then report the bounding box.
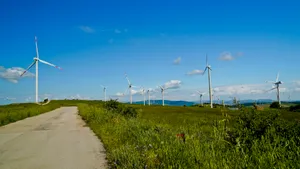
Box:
[2,100,300,168]
[78,101,300,168]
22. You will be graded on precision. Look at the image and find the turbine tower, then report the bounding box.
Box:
[159,85,166,106]
[21,36,62,103]
[266,72,283,107]
[101,85,107,102]
[140,87,146,106]
[147,89,151,105]
[202,55,213,108]
[196,91,205,106]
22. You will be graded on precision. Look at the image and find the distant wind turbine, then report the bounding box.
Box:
[202,55,213,108]
[266,72,283,107]
[196,91,205,106]
[147,89,151,105]
[140,87,146,106]
[20,36,62,104]
[101,85,107,102]
[158,85,166,106]
[124,73,139,104]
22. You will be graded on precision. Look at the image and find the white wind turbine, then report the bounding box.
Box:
[196,91,205,106]
[140,87,146,106]
[101,85,107,102]
[202,55,213,108]
[147,89,151,105]
[124,73,138,104]
[20,36,62,104]
[266,72,283,107]
[158,85,166,106]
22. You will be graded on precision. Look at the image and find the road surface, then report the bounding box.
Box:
[0,107,107,169]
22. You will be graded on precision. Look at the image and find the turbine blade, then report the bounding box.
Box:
[125,73,131,85]
[265,87,276,93]
[38,59,62,70]
[202,67,207,75]
[20,61,36,77]
[276,72,279,82]
[266,81,275,83]
[206,54,208,66]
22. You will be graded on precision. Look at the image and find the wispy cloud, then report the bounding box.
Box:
[186,69,204,75]
[212,83,274,96]
[0,66,34,83]
[115,92,125,97]
[162,80,182,89]
[68,94,91,100]
[115,29,121,34]
[173,57,181,65]
[79,26,95,33]
[219,52,235,61]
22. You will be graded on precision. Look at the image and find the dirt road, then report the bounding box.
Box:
[0,107,107,169]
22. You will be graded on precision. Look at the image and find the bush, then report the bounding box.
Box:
[104,99,138,118]
[290,104,300,112]
[270,102,280,109]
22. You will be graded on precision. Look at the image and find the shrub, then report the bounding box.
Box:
[270,102,280,109]
[290,104,300,112]
[104,99,138,118]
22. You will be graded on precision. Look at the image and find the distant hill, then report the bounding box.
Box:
[127,99,299,106]
[129,100,196,106]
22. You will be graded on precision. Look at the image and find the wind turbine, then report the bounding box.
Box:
[202,55,213,108]
[266,72,283,107]
[196,91,205,106]
[158,85,166,106]
[101,85,107,102]
[124,73,138,104]
[147,89,151,105]
[20,36,62,104]
[140,87,146,106]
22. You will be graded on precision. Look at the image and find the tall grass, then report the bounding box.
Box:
[79,101,300,168]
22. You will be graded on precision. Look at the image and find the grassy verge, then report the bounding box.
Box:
[79,101,300,168]
[0,100,99,126]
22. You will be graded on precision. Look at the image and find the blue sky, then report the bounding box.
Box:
[1,0,300,104]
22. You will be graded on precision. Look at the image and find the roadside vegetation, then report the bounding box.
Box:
[2,100,300,168]
[0,100,97,126]
[79,100,300,168]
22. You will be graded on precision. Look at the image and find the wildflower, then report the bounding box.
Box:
[176,133,186,143]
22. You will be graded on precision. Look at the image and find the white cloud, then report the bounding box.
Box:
[294,88,300,92]
[115,92,125,97]
[162,80,182,89]
[79,26,95,33]
[219,52,235,61]
[68,94,91,100]
[173,57,181,65]
[115,29,121,33]
[0,66,34,83]
[294,80,300,86]
[186,69,204,75]
[212,84,270,96]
